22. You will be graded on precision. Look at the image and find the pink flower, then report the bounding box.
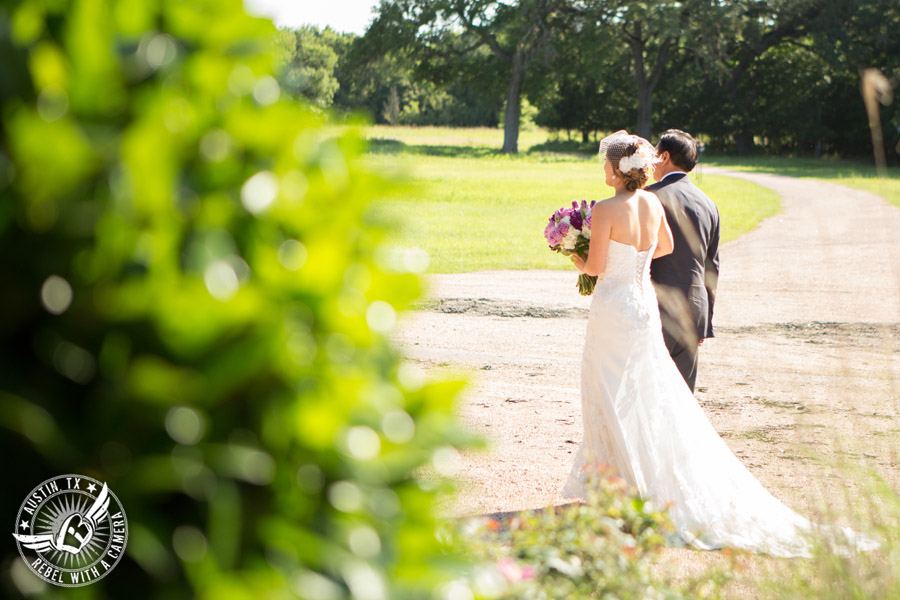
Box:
[545,224,563,247]
[496,558,535,583]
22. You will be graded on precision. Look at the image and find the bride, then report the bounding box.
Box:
[563,131,842,557]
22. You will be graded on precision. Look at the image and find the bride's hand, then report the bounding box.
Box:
[571,254,586,272]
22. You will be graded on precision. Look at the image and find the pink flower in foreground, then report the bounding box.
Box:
[496,558,535,583]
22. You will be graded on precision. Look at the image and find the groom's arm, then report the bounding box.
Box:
[704,211,720,338]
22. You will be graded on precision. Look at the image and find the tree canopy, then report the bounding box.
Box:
[279,0,899,160]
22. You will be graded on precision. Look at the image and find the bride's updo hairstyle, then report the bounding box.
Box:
[598,130,657,192]
[614,144,650,192]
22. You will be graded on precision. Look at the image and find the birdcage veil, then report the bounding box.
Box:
[598,130,657,171]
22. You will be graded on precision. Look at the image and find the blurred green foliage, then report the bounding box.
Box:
[0,0,472,597]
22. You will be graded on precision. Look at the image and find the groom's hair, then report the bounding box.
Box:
[657,129,699,172]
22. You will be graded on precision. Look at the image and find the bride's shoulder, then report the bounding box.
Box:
[589,197,618,217]
[592,196,617,209]
[636,190,664,216]
[638,189,662,206]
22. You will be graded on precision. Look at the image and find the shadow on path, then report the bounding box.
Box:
[368,138,499,159]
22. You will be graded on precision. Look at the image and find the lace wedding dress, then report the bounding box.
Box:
[562,239,838,557]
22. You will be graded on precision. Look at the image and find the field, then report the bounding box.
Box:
[364,126,782,273]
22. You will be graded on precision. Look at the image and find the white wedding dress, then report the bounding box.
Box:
[563,239,837,557]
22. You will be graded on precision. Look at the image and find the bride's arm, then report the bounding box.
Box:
[653,205,674,258]
[572,203,611,277]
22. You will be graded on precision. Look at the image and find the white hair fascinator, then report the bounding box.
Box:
[598,130,658,173]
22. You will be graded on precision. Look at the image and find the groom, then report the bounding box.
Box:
[648,129,720,392]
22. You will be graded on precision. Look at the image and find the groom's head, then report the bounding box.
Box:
[654,129,699,178]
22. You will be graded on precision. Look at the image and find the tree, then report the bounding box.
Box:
[562,0,691,140]
[816,0,900,161]
[680,0,863,154]
[614,1,687,139]
[383,84,401,123]
[276,25,350,107]
[530,13,633,142]
[366,0,564,153]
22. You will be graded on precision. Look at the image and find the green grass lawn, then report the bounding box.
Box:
[365,127,780,273]
[367,127,900,207]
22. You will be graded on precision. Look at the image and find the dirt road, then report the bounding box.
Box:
[395,167,900,523]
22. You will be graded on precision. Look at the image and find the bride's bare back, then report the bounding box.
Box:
[578,190,674,277]
[605,190,669,252]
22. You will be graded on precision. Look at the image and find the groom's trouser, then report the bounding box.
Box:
[661,327,698,393]
[663,329,698,392]
[656,286,703,393]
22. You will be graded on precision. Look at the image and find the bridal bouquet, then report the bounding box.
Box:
[544,200,597,295]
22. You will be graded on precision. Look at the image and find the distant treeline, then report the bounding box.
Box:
[277,0,899,158]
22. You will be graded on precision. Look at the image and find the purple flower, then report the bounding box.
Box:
[544,202,598,248]
[547,229,563,247]
[584,200,596,229]
[544,221,564,247]
[570,211,583,231]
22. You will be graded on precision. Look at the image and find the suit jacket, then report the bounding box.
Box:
[648,173,720,344]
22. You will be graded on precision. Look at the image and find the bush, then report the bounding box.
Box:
[0,0,471,598]
[455,470,734,600]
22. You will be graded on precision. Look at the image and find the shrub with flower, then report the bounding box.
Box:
[453,467,737,599]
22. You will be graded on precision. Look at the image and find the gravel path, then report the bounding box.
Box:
[395,168,900,522]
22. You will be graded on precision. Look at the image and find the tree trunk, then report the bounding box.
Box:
[502,50,526,154]
[636,87,652,140]
[582,129,590,144]
[726,65,753,155]
[735,130,753,155]
[627,27,672,141]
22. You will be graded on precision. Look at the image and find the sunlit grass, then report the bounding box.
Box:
[366,127,900,208]
[365,131,779,273]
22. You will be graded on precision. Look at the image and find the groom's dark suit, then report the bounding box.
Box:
[647,172,720,392]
